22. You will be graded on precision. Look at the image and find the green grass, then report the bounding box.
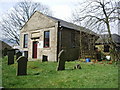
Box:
[0,56,2,87]
[2,56,118,88]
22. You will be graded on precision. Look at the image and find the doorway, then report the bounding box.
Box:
[33,41,38,58]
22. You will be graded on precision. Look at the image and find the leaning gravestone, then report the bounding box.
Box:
[57,49,66,71]
[16,51,22,60]
[17,56,28,76]
[7,49,14,65]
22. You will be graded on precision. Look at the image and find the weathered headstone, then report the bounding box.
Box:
[15,49,19,55]
[16,51,22,60]
[17,56,28,76]
[57,49,66,71]
[7,50,14,65]
[3,48,8,56]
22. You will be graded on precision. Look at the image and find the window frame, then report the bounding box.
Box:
[71,31,76,48]
[44,31,50,48]
[23,34,28,48]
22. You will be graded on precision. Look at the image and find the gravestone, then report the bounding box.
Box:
[15,49,19,55]
[57,49,66,71]
[17,56,28,76]
[7,50,14,65]
[16,51,22,60]
[3,48,8,56]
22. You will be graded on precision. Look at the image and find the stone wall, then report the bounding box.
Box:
[20,11,58,61]
[60,28,80,61]
[20,11,98,61]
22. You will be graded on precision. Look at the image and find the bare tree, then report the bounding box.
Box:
[72,0,120,63]
[0,0,52,45]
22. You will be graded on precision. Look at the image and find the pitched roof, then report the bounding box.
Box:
[47,15,97,35]
[21,11,97,35]
[96,34,120,44]
[0,40,12,50]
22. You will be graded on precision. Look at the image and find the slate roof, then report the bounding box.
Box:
[96,34,120,44]
[21,11,97,35]
[47,15,97,35]
[0,40,12,50]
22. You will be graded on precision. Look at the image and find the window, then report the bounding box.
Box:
[81,33,89,50]
[104,45,110,52]
[44,31,50,48]
[23,34,28,48]
[71,31,75,47]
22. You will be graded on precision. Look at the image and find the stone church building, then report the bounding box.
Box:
[20,11,98,61]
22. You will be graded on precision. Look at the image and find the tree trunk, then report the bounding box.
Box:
[105,20,120,64]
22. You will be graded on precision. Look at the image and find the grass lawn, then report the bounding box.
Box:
[1,56,118,88]
[0,56,2,87]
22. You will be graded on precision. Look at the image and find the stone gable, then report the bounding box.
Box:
[21,11,57,32]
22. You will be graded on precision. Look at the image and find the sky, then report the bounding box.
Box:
[0,0,81,21]
[0,0,81,42]
[0,0,119,39]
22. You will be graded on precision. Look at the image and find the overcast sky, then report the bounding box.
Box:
[0,0,81,21]
[0,0,119,36]
[0,0,82,42]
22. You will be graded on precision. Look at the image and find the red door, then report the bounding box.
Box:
[33,41,37,58]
